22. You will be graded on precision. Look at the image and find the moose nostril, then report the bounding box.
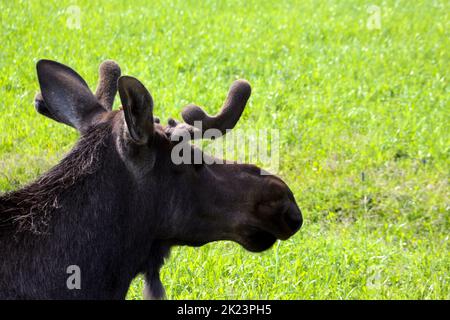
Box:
[284,203,302,233]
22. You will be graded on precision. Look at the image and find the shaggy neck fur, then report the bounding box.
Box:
[0,123,111,234]
[0,121,165,299]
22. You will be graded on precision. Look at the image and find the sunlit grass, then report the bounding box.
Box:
[0,0,448,299]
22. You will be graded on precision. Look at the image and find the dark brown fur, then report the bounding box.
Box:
[1,123,110,234]
[0,60,302,299]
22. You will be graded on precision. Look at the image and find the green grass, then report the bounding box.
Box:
[0,0,448,299]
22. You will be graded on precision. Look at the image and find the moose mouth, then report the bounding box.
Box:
[239,227,278,252]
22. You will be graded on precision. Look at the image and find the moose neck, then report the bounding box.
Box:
[0,122,158,299]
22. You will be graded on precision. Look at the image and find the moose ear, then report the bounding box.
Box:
[36,60,106,132]
[34,92,65,125]
[118,76,154,144]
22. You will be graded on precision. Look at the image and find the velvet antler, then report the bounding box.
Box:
[34,60,121,125]
[95,60,121,111]
[167,79,251,140]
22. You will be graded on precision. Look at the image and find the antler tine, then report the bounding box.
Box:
[181,79,251,136]
[34,92,71,126]
[95,60,121,111]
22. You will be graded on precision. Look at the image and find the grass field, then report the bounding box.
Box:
[0,0,448,299]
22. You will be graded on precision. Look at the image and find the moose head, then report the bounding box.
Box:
[1,60,302,299]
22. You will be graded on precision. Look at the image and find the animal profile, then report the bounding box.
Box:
[0,60,302,299]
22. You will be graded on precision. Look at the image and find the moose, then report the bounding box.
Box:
[0,60,302,299]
